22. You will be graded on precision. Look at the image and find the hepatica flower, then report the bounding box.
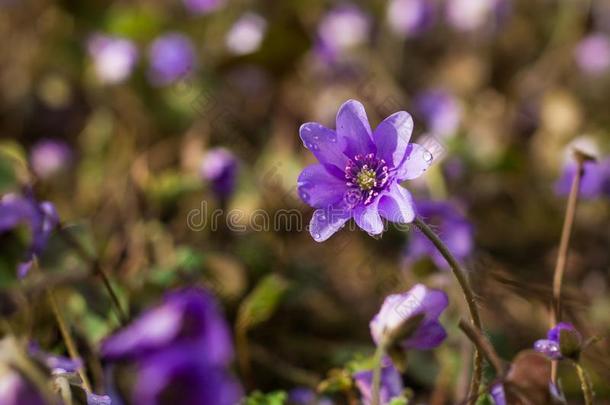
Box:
[316,5,370,60]
[200,148,238,200]
[297,100,433,242]
[225,12,267,56]
[0,367,45,405]
[370,284,448,350]
[30,139,72,179]
[183,0,225,15]
[534,322,582,361]
[405,200,473,270]
[386,0,435,38]
[574,33,610,75]
[87,33,138,85]
[101,288,241,405]
[414,89,462,138]
[353,361,404,405]
[0,193,59,277]
[555,158,610,199]
[148,33,196,86]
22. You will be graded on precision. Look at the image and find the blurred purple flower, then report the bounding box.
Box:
[0,369,45,405]
[87,34,138,84]
[555,158,610,199]
[30,139,72,179]
[183,0,224,15]
[298,100,433,242]
[414,89,462,138]
[225,13,267,56]
[353,361,403,405]
[288,388,333,405]
[148,33,196,86]
[574,33,610,75]
[28,342,82,374]
[534,322,582,361]
[387,0,435,37]
[87,393,112,405]
[0,193,59,277]
[405,200,473,270]
[317,5,370,60]
[490,383,506,405]
[445,0,506,31]
[200,148,238,200]
[370,284,448,350]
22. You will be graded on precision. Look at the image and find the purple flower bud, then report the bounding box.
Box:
[555,158,610,199]
[148,33,196,86]
[0,193,59,277]
[490,383,506,405]
[370,284,448,350]
[225,13,267,56]
[0,368,45,405]
[574,34,610,75]
[414,89,462,138]
[183,0,225,15]
[353,361,403,405]
[387,0,435,37]
[30,139,72,179]
[87,34,138,84]
[317,5,370,59]
[406,200,473,270]
[298,100,433,241]
[534,322,582,360]
[200,148,239,200]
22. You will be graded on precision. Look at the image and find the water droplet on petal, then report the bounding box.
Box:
[299,190,310,202]
[423,151,433,162]
[312,232,321,240]
[328,133,337,143]
[311,143,320,151]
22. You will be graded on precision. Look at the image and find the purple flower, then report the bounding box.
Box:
[0,193,59,277]
[183,0,224,15]
[555,158,610,199]
[490,383,506,405]
[28,342,82,374]
[30,139,72,179]
[387,0,435,37]
[200,148,239,200]
[101,288,233,365]
[87,34,138,84]
[405,200,473,270]
[297,100,433,242]
[148,33,196,86]
[414,89,462,138]
[225,13,267,56]
[574,34,610,75]
[370,284,448,350]
[317,5,371,60]
[87,393,112,405]
[288,388,333,405]
[534,322,582,361]
[0,368,45,405]
[353,361,403,405]
[445,0,506,31]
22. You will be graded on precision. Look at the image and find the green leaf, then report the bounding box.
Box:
[475,393,495,405]
[236,274,289,332]
[244,390,287,405]
[388,397,409,405]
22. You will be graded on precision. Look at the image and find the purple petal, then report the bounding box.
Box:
[404,321,447,350]
[533,339,562,360]
[395,143,433,181]
[299,123,349,176]
[298,164,348,208]
[378,184,415,224]
[547,322,579,343]
[309,206,351,242]
[490,383,506,405]
[353,361,403,405]
[353,201,384,235]
[336,100,375,158]
[373,111,413,168]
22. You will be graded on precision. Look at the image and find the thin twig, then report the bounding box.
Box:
[414,217,484,404]
[458,319,504,376]
[371,343,386,405]
[574,362,594,405]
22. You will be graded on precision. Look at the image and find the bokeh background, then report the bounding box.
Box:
[1,0,609,403]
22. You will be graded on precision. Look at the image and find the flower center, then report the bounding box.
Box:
[345,153,391,206]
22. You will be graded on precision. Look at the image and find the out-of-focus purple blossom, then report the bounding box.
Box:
[87,393,112,405]
[101,288,241,405]
[534,322,582,361]
[317,6,370,60]
[287,388,333,405]
[28,343,82,374]
[87,34,138,84]
[490,383,506,405]
[30,139,72,179]
[353,361,404,405]
[101,288,233,365]
[0,193,59,277]
[298,100,433,242]
[132,346,242,405]
[574,34,610,75]
[200,148,239,200]
[0,368,45,405]
[405,200,473,270]
[445,0,506,31]
[183,0,224,15]
[225,13,267,56]
[387,0,435,37]
[370,284,448,350]
[414,89,462,138]
[148,33,196,86]
[555,158,610,199]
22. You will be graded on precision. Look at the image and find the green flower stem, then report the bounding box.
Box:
[413,217,483,404]
[371,342,386,405]
[575,362,594,405]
